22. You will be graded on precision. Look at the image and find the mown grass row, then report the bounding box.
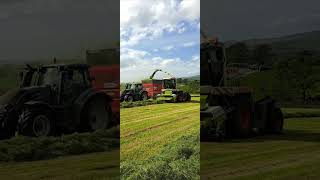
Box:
[282,107,320,118]
[121,135,200,180]
[121,103,199,161]
[120,95,200,109]
[121,99,165,108]
[0,127,119,162]
[121,102,200,179]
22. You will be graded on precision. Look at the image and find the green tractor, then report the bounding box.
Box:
[0,63,114,139]
[120,83,148,102]
[151,69,191,103]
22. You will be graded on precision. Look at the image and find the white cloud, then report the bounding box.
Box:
[162,45,175,51]
[120,0,200,82]
[120,47,199,82]
[120,0,200,46]
[183,42,197,47]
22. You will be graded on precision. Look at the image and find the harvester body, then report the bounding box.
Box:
[200,35,283,140]
[145,69,191,103]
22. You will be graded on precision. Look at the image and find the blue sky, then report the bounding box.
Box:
[120,0,200,82]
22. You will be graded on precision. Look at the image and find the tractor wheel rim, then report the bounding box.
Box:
[33,115,50,137]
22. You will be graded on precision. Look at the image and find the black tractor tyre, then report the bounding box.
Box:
[141,92,148,101]
[125,95,134,102]
[82,97,113,132]
[185,93,191,102]
[269,108,284,134]
[18,107,54,137]
[176,93,184,102]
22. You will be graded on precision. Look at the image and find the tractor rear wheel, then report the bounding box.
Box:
[85,97,112,131]
[18,107,54,137]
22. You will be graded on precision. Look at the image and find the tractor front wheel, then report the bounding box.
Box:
[125,95,134,102]
[18,107,54,137]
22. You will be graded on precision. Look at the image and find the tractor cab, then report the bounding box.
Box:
[19,64,92,105]
[125,83,143,92]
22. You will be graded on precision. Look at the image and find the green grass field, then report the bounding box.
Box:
[0,150,119,180]
[201,108,320,180]
[120,99,200,179]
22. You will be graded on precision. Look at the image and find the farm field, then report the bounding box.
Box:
[0,150,120,180]
[120,99,200,179]
[201,108,320,180]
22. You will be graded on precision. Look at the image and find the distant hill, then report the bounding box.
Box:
[228,31,320,56]
[181,75,200,81]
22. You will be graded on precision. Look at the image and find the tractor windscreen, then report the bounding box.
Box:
[125,84,132,90]
[163,79,176,89]
[38,68,60,86]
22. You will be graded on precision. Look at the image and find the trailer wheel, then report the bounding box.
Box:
[18,107,54,137]
[85,97,112,131]
[141,92,148,101]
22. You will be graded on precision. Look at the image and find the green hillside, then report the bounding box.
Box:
[243,31,320,55]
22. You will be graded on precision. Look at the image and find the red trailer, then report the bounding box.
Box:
[87,49,120,122]
[90,65,120,121]
[142,79,163,99]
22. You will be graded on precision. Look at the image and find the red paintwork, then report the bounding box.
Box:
[142,80,163,98]
[89,65,120,121]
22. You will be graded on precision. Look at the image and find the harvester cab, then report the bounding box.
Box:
[120,82,148,102]
[200,31,283,141]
